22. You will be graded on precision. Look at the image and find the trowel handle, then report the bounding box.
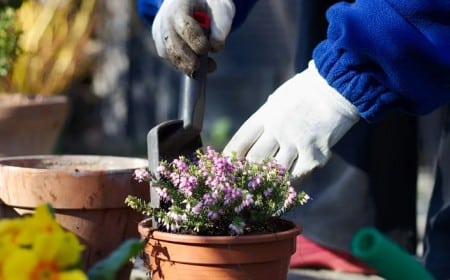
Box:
[180,11,210,131]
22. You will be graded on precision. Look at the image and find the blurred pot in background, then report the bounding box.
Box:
[0,0,100,156]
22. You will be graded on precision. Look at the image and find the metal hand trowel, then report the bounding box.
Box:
[147,11,210,227]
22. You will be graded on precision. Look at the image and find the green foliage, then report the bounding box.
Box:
[87,239,144,280]
[125,196,153,217]
[0,6,20,77]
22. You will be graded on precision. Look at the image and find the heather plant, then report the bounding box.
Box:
[125,146,310,236]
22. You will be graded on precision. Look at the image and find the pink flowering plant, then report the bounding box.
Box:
[125,146,310,236]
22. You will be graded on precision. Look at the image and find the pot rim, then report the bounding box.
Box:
[0,154,147,174]
[141,218,301,245]
[0,94,68,108]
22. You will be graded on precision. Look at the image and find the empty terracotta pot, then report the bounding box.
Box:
[0,94,69,156]
[0,155,149,276]
[138,218,301,280]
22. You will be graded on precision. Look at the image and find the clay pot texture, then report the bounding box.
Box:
[0,94,69,156]
[0,155,149,274]
[138,218,301,280]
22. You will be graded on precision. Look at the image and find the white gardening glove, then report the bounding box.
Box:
[223,60,360,180]
[152,0,235,76]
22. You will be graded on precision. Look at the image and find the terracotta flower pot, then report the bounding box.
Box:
[0,155,149,276]
[0,94,69,156]
[138,218,301,280]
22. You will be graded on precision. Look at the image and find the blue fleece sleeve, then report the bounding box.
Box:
[136,0,258,30]
[313,0,450,122]
[136,0,163,27]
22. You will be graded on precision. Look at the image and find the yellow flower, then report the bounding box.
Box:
[2,230,86,280]
[0,238,15,278]
[0,215,32,245]
[0,204,86,280]
[0,205,62,247]
[28,204,64,234]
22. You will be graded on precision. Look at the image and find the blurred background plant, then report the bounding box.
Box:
[0,0,99,95]
[204,117,232,151]
[0,1,21,79]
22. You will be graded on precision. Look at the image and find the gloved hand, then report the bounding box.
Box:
[223,61,360,180]
[152,0,235,76]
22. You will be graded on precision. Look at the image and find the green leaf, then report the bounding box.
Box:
[87,239,145,280]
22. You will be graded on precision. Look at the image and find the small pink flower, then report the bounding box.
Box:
[283,186,297,208]
[207,211,219,220]
[192,202,203,215]
[155,187,171,202]
[229,220,245,235]
[133,168,150,183]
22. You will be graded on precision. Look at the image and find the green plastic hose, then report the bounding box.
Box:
[351,227,434,280]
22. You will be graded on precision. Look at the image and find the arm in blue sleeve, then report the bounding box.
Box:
[313,0,450,122]
[136,0,259,30]
[136,0,163,27]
